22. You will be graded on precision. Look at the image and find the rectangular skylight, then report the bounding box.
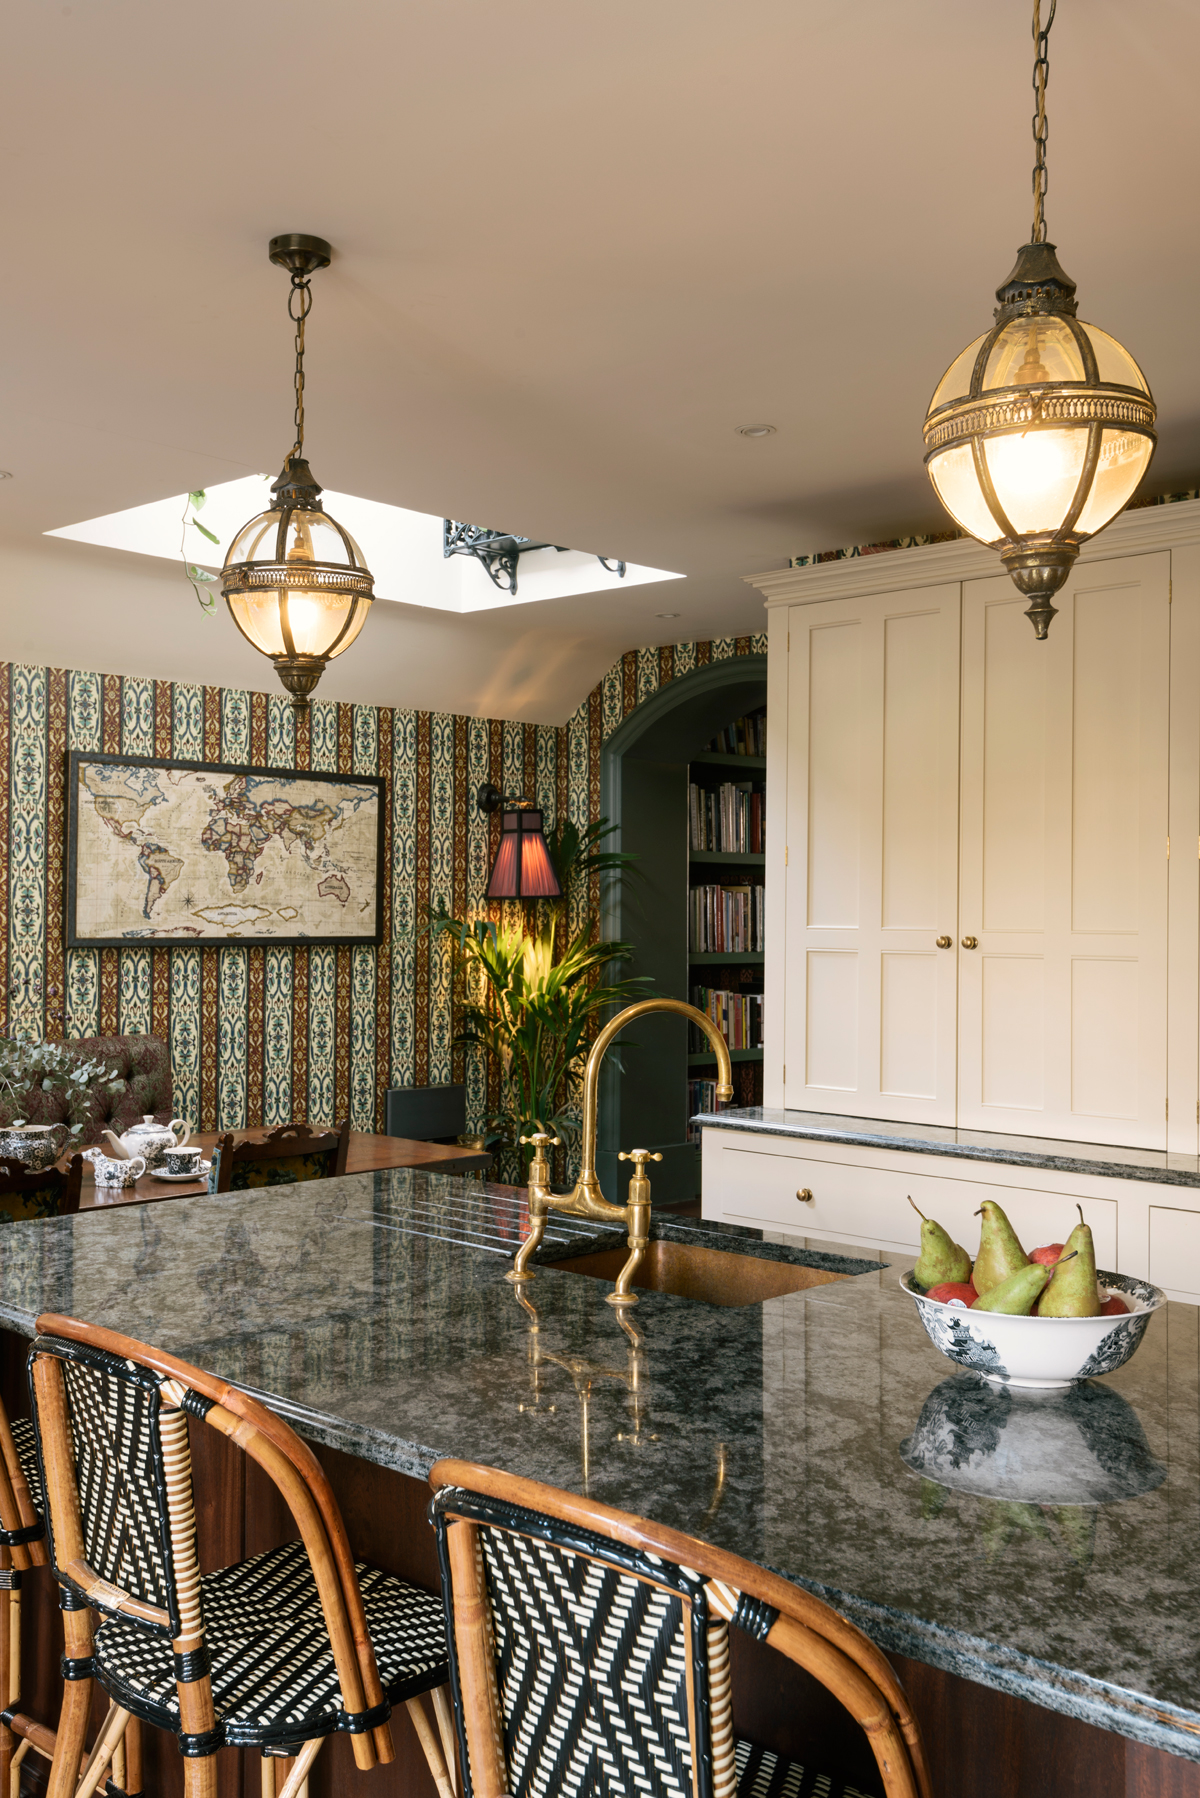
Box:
[47,478,683,614]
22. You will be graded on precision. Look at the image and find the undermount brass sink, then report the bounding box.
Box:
[549,1240,849,1307]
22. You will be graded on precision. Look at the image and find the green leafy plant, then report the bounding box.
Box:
[0,1035,123,1134]
[421,812,647,1177]
[432,908,649,1167]
[182,488,220,616]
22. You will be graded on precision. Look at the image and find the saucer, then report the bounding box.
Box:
[149,1161,211,1183]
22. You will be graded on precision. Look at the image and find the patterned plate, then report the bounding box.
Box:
[148,1162,211,1183]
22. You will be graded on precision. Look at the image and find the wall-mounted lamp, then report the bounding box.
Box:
[477,783,562,900]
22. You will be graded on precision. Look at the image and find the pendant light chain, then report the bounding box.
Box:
[1030,0,1056,244]
[288,272,313,460]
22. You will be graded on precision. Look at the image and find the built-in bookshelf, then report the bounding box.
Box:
[686,709,766,1137]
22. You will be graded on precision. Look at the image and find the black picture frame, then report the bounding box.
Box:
[66,750,386,949]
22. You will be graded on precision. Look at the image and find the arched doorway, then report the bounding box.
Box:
[597,655,767,1204]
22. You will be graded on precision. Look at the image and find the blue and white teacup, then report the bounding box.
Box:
[161,1147,204,1176]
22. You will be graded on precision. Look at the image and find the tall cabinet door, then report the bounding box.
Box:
[783,587,961,1123]
[958,552,1170,1148]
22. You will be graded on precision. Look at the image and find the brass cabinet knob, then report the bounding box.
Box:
[796,1187,814,1203]
[936,935,952,949]
[961,936,979,949]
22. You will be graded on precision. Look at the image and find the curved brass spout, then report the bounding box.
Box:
[573,998,734,1214]
[507,999,734,1299]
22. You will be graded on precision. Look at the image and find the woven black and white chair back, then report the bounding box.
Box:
[432,1484,738,1798]
[28,1334,200,1646]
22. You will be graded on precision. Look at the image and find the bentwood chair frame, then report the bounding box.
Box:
[29,1314,456,1798]
[429,1460,933,1798]
[210,1121,351,1194]
[0,1386,57,1798]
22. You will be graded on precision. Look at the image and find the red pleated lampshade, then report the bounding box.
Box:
[485,808,562,899]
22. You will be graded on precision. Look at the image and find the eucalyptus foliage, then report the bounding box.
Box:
[0,1035,123,1133]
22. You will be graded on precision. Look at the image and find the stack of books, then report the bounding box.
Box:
[688,884,765,954]
[688,782,764,854]
[689,986,763,1051]
[705,713,766,757]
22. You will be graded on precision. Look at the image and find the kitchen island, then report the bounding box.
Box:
[0,1169,1195,1798]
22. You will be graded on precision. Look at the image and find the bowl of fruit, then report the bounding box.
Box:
[901,1199,1165,1390]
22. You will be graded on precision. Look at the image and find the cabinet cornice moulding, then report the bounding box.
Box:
[746,498,1200,608]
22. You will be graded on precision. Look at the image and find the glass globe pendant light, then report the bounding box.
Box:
[923,1,1156,639]
[221,235,374,706]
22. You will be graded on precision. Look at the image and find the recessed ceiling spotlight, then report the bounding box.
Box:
[656,611,680,618]
[0,470,12,480]
[736,424,776,438]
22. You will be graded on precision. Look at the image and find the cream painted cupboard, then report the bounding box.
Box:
[701,500,1200,1295]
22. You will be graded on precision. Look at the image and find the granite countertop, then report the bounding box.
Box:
[0,1171,1195,1761]
[697,1105,1200,1188]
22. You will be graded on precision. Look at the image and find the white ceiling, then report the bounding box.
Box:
[2,0,1197,724]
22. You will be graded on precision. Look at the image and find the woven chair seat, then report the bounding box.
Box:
[91,1538,449,1750]
[735,1737,881,1798]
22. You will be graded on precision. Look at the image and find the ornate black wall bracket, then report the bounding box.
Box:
[443,522,626,595]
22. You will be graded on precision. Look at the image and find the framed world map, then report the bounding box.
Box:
[66,752,385,947]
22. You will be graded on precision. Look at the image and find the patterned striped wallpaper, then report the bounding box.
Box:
[0,633,763,1136]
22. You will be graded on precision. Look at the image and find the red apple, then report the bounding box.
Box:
[1099,1293,1128,1316]
[926,1282,978,1308]
[1030,1243,1065,1270]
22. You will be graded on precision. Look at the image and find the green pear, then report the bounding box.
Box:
[973,1262,1051,1315]
[972,1200,1029,1293]
[1038,1206,1100,1317]
[908,1197,971,1289]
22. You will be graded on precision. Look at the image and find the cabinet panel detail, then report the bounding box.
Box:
[805,951,858,1089]
[1071,957,1138,1118]
[880,952,937,1098]
[882,609,942,929]
[1072,582,1141,935]
[982,595,1047,933]
[980,954,1045,1109]
[1149,1205,1200,1298]
[807,622,862,928]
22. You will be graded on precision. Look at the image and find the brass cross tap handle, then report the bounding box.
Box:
[608,1151,663,1307]
[506,1132,563,1285]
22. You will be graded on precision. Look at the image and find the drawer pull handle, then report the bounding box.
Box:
[796,1188,814,1204]
[936,935,952,949]
[961,936,978,949]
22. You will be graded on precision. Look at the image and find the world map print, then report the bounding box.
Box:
[68,756,382,944]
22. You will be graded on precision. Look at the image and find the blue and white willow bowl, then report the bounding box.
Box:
[901,1269,1165,1390]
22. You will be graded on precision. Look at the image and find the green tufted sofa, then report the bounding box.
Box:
[0,1035,176,1146]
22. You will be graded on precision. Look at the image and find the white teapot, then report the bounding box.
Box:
[102,1114,192,1169]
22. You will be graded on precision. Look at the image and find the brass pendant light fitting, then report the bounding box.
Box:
[220,235,375,708]
[922,1,1156,638]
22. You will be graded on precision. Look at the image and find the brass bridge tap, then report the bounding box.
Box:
[506,998,734,1306]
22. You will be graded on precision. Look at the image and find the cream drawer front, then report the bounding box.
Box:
[707,1143,1118,1266]
[1149,1206,1200,1301]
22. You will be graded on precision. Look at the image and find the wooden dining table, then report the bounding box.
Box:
[70,1129,492,1210]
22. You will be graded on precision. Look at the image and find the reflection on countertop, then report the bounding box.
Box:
[0,1168,1194,1761]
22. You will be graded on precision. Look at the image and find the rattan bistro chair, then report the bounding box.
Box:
[209,1121,351,1194]
[429,1462,932,1798]
[28,1315,456,1798]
